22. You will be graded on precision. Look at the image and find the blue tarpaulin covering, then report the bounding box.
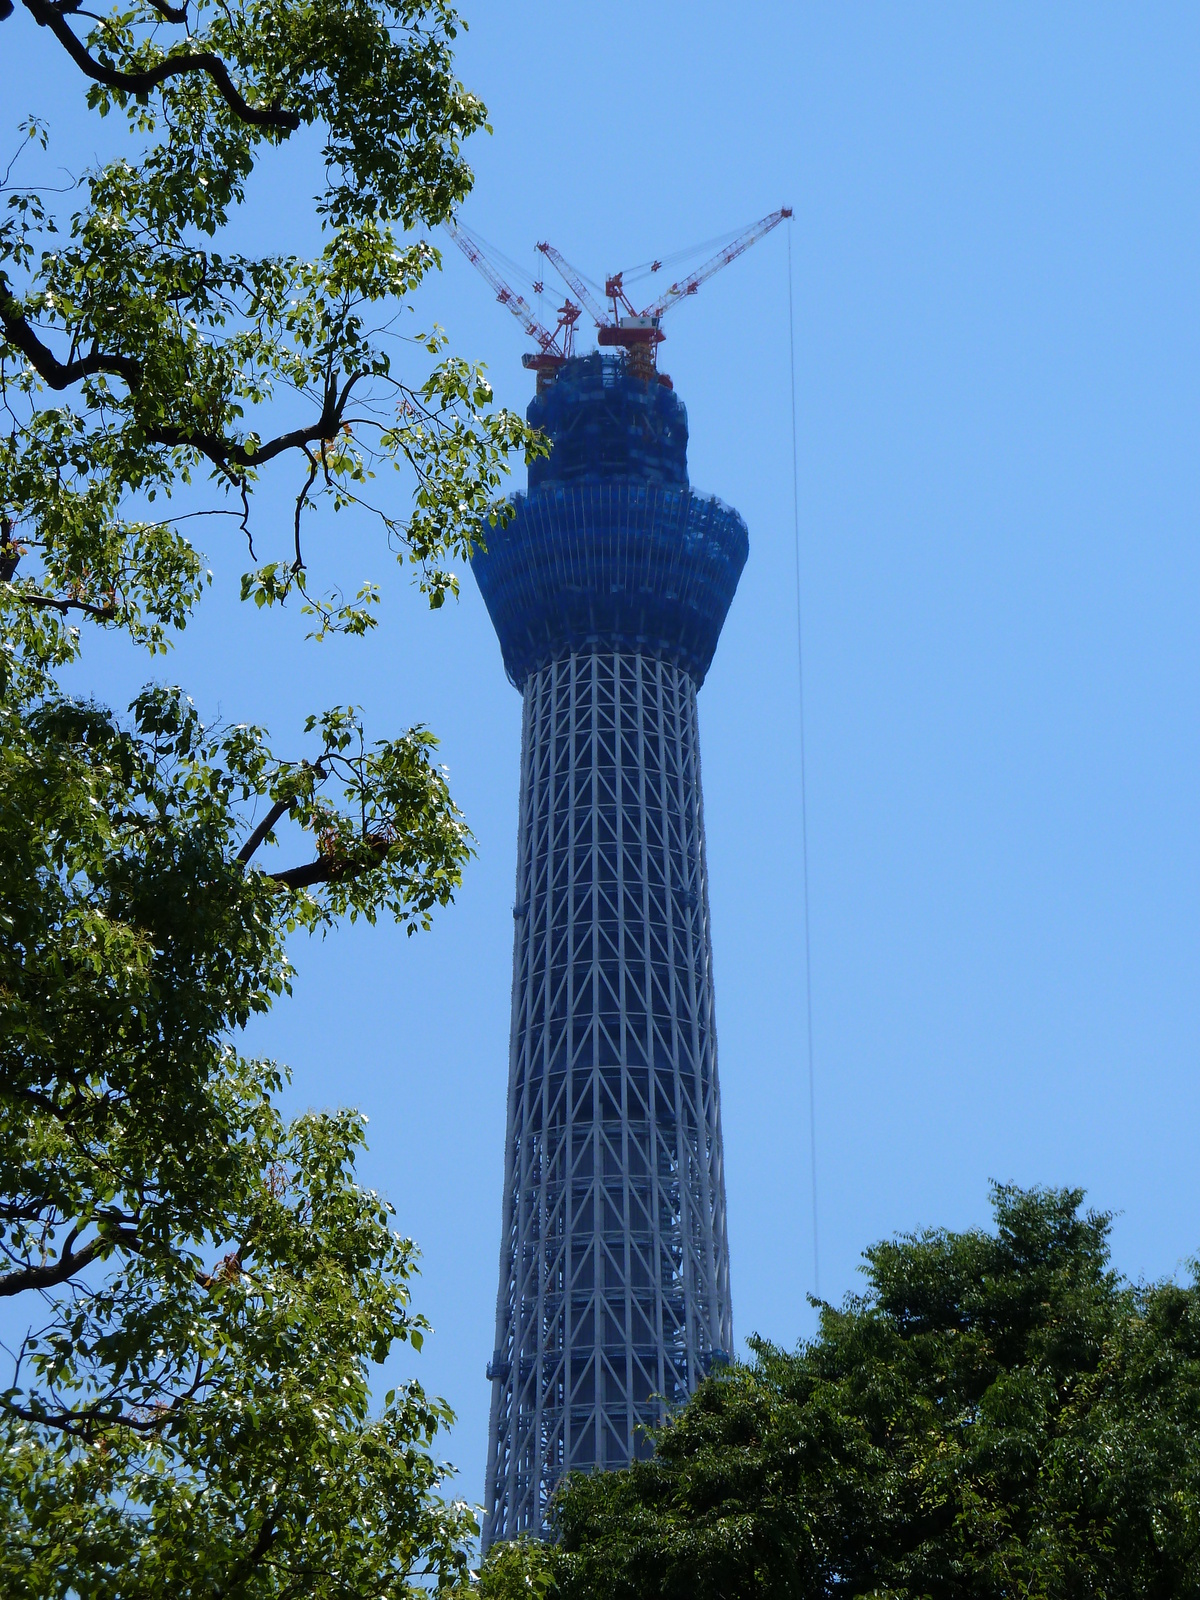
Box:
[472,353,748,689]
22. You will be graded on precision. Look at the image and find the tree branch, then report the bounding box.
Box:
[144,387,348,469]
[10,589,118,621]
[293,445,319,570]
[236,797,291,865]
[0,515,19,583]
[215,1502,285,1597]
[2,270,360,477]
[0,1397,100,1438]
[21,0,301,131]
[1,1391,196,1436]
[268,839,387,890]
[1,270,142,391]
[0,1228,100,1297]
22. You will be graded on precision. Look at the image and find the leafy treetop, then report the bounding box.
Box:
[549,1185,1200,1600]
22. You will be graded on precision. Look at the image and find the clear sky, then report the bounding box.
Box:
[8,1,1200,1517]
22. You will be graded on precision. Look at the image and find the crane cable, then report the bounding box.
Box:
[787,219,821,1301]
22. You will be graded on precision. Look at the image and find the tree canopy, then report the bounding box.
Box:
[550,1185,1200,1600]
[1,0,536,641]
[0,0,538,1591]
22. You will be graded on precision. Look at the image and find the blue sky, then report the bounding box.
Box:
[7,1,1200,1516]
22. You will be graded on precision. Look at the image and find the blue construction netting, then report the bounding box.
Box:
[472,354,748,689]
[526,351,688,490]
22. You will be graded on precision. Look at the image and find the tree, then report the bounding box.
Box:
[0,0,539,1591]
[551,1185,1200,1600]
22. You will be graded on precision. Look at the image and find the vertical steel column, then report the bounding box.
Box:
[483,650,733,1545]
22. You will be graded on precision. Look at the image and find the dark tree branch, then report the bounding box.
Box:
[21,0,301,131]
[1,1392,196,1436]
[144,0,189,21]
[0,1398,99,1438]
[293,445,319,570]
[267,858,344,890]
[0,1228,100,1296]
[11,589,118,620]
[1,271,142,391]
[144,383,349,469]
[237,475,254,559]
[236,797,292,865]
[0,1200,59,1224]
[2,270,362,477]
[268,839,386,890]
[215,1503,285,1598]
[0,514,18,582]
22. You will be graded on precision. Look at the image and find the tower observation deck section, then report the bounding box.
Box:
[473,353,747,1545]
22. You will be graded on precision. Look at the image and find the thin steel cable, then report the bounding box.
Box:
[787,220,820,1300]
[619,223,745,284]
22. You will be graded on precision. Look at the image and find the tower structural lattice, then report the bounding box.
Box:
[473,352,748,1545]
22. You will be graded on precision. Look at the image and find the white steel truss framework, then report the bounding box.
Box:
[483,649,733,1545]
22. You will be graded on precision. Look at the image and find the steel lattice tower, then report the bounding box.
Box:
[472,353,748,1545]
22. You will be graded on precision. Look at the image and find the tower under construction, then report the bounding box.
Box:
[473,351,748,1543]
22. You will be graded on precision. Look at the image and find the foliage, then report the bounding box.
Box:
[0,661,481,1595]
[1,0,540,645]
[552,1185,1200,1600]
[454,1537,557,1600]
[0,616,479,1596]
[0,0,539,1590]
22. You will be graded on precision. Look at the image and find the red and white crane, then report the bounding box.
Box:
[444,218,582,377]
[447,208,792,378]
[546,208,792,367]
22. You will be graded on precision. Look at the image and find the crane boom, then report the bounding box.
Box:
[444,219,555,349]
[536,243,610,328]
[444,219,581,365]
[639,207,793,320]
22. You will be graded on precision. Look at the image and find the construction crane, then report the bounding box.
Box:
[450,208,792,381]
[444,218,581,377]
[533,243,609,331]
[639,206,793,319]
[541,208,792,373]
